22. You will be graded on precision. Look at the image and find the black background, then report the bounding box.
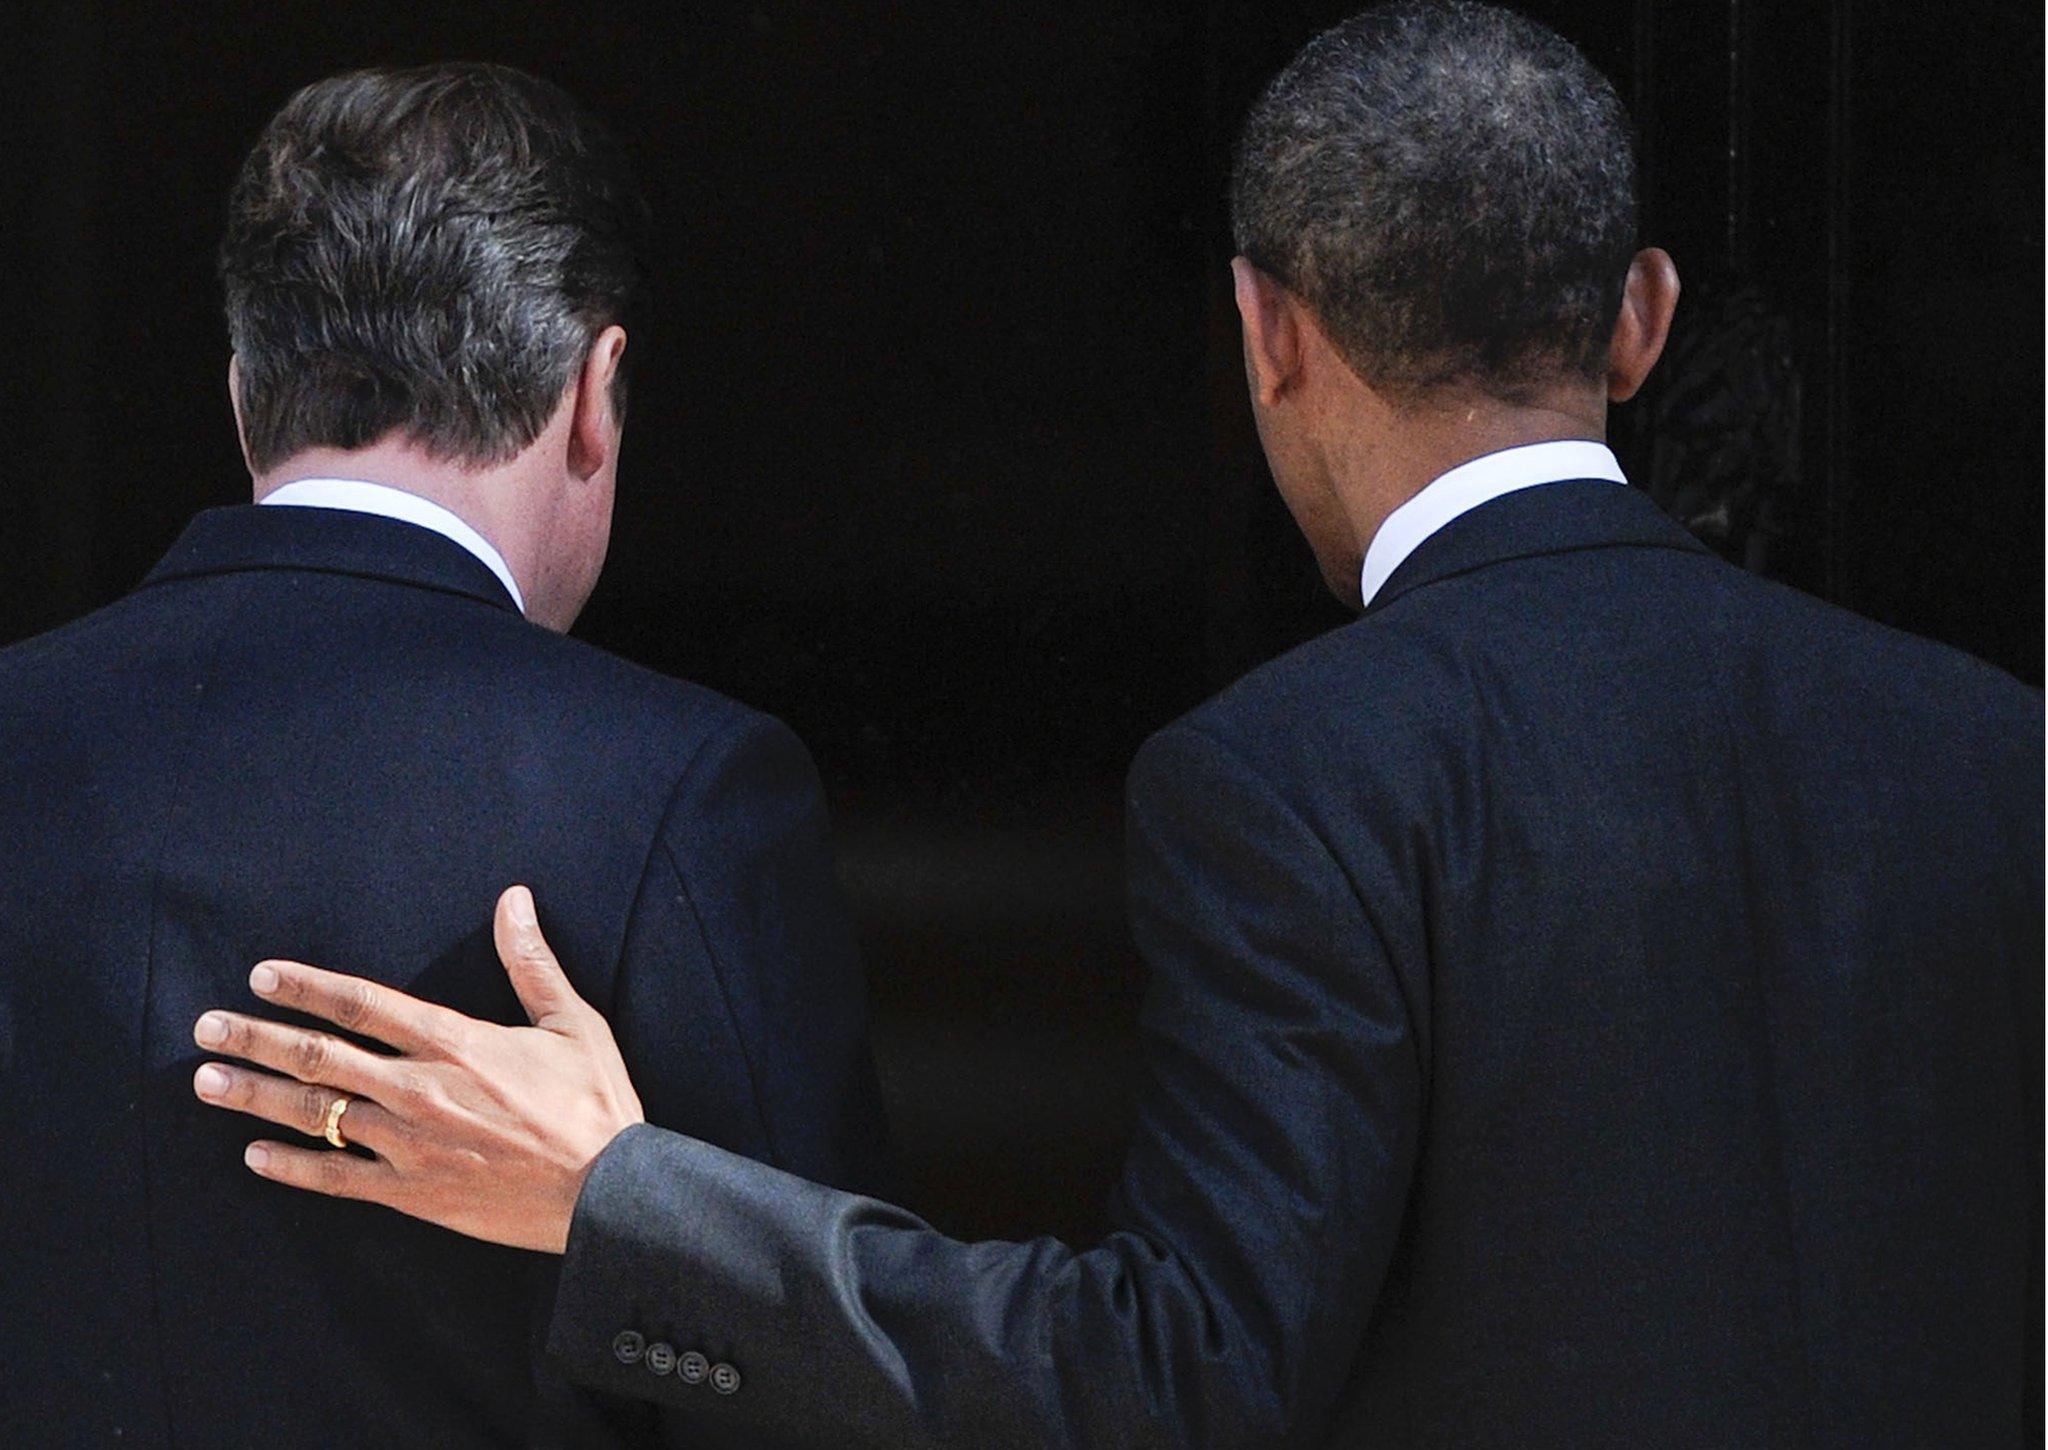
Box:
[3,1,2039,1241]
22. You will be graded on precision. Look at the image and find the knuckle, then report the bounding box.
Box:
[396,1067,440,1112]
[334,980,379,1031]
[291,1032,331,1081]
[299,1083,330,1130]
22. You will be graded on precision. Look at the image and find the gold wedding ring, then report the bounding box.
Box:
[323,1094,352,1149]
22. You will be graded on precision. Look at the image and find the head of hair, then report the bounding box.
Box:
[220,62,648,472]
[1231,1,1638,407]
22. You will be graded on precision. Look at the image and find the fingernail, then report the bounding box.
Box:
[245,1143,271,1172]
[194,1064,230,1098]
[195,1012,229,1047]
[510,886,536,927]
[250,963,280,994]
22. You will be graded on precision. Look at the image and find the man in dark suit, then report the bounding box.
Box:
[0,63,887,1447]
[193,5,2041,1446]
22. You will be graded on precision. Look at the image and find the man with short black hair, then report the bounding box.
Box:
[0,62,887,1446]
[197,6,2040,1447]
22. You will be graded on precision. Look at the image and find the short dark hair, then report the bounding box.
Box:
[1231,1,1638,406]
[220,62,648,472]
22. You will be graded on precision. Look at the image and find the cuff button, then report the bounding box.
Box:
[710,1362,742,1396]
[678,1351,709,1385]
[611,1331,645,1366]
[645,1342,679,1376]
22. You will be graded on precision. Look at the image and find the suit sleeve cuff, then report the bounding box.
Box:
[547,1124,740,1410]
[546,1120,938,1446]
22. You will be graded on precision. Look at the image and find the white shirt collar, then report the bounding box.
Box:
[259,477,526,614]
[1358,439,1628,607]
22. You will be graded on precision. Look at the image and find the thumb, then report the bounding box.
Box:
[493,885,587,1029]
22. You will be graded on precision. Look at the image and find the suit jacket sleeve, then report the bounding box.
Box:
[546,721,1422,1448]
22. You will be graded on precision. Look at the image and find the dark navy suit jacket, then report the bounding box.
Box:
[0,504,889,1447]
[547,480,2042,1447]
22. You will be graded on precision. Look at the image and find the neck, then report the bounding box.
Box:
[1330,392,1606,564]
[252,438,544,610]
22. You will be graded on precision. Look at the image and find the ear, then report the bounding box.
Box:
[1231,256,1305,407]
[227,353,256,476]
[567,325,629,480]
[1606,248,1680,403]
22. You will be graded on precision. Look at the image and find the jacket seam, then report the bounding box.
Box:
[610,722,787,1168]
[654,822,786,1168]
[1156,719,1422,1438]
[1168,720,1416,1053]
[599,728,726,1026]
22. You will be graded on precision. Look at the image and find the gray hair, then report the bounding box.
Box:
[220,63,648,472]
[1231,1,1638,406]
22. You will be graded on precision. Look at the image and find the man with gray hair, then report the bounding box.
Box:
[196,5,2040,1446]
[0,62,887,1446]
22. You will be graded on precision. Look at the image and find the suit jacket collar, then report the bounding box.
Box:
[1362,479,1714,617]
[137,503,523,615]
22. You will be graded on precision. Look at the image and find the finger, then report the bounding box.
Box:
[249,959,457,1055]
[193,1063,404,1153]
[243,1140,401,1205]
[493,885,591,1030]
[193,1010,400,1097]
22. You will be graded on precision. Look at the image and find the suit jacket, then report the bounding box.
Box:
[547,480,2043,1447]
[0,504,889,1447]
